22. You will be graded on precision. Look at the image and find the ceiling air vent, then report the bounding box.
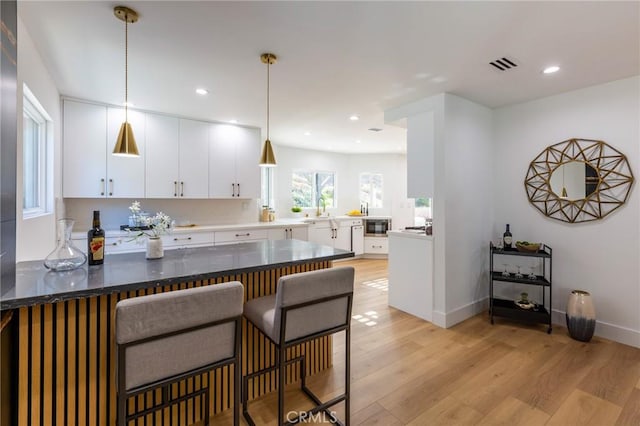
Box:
[489,57,518,71]
[368,128,383,132]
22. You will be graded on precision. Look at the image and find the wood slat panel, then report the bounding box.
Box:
[16,262,331,425]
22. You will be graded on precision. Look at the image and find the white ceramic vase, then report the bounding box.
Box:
[146,237,164,259]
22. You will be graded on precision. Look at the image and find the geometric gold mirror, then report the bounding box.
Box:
[524,138,634,223]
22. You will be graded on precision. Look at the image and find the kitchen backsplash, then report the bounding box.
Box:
[65,198,261,231]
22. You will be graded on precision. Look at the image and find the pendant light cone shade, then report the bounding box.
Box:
[112,6,140,157]
[113,122,139,156]
[259,53,277,167]
[260,139,276,167]
[561,186,568,198]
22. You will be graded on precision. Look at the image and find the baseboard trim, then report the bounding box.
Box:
[436,297,489,328]
[551,309,640,348]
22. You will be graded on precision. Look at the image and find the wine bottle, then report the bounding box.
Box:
[503,224,513,249]
[88,210,105,265]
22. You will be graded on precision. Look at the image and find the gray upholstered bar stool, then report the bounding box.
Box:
[242,266,355,425]
[115,282,243,426]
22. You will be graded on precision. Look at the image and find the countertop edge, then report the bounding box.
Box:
[1,247,354,310]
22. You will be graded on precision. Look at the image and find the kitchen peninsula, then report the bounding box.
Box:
[1,240,353,426]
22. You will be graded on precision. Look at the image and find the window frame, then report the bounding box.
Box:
[359,172,384,208]
[22,84,53,219]
[291,169,337,208]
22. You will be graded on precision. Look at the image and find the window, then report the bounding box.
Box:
[359,173,383,208]
[23,85,52,218]
[414,197,432,226]
[291,170,335,208]
[261,167,275,208]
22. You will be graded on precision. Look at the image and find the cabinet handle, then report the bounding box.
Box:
[232,183,236,197]
[235,233,250,237]
[173,237,192,241]
[109,178,113,196]
[100,178,105,196]
[174,181,178,197]
[180,181,184,197]
[237,183,240,197]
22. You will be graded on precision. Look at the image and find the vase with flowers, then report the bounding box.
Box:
[127,202,173,259]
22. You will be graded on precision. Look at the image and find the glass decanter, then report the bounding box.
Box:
[44,219,87,271]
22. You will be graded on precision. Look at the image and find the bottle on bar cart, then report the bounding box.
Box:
[503,224,513,249]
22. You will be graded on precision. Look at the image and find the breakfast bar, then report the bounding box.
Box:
[0,239,353,426]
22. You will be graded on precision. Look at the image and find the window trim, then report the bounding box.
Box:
[22,84,53,219]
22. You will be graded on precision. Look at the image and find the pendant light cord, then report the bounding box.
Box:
[125,17,129,124]
[266,57,270,140]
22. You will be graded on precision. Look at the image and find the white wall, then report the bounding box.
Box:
[442,94,494,321]
[16,17,61,261]
[493,76,640,347]
[272,146,412,228]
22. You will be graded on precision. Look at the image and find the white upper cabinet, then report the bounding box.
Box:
[146,116,209,198]
[209,124,260,199]
[106,107,146,198]
[178,119,209,198]
[145,113,180,198]
[63,100,107,197]
[63,100,145,198]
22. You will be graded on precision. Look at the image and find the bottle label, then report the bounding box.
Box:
[504,236,512,245]
[90,237,105,260]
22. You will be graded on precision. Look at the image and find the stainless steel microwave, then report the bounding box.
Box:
[364,218,391,237]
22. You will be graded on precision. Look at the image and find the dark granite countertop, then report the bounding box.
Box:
[1,239,353,310]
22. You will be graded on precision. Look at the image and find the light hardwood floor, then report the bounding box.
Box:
[214,258,640,425]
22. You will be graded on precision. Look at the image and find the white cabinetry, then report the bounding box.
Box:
[209,124,260,198]
[215,229,268,245]
[63,100,145,198]
[267,226,308,241]
[145,116,208,198]
[364,236,388,254]
[145,113,179,197]
[307,220,352,250]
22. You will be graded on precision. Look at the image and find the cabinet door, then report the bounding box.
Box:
[267,228,287,240]
[334,226,352,251]
[290,227,308,241]
[307,225,334,247]
[145,113,179,198]
[234,127,261,199]
[63,100,107,197]
[106,107,146,198]
[178,119,209,198]
[209,123,238,198]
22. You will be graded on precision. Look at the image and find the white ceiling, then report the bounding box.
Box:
[19,1,639,154]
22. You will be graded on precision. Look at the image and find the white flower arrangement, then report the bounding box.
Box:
[127,201,173,240]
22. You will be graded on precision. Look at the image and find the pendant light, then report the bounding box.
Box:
[259,53,277,167]
[112,6,140,157]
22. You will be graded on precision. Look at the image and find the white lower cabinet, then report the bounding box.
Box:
[214,229,268,245]
[364,237,389,254]
[268,227,308,241]
[307,220,353,251]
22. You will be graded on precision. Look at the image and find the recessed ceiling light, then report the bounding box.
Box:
[349,115,359,121]
[229,119,238,124]
[195,88,209,95]
[543,66,560,74]
[122,101,135,107]
[304,131,311,136]
[355,140,361,144]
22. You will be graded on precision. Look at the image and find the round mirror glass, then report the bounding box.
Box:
[549,161,599,200]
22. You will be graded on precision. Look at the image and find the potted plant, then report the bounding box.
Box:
[127,202,173,259]
[291,206,303,218]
